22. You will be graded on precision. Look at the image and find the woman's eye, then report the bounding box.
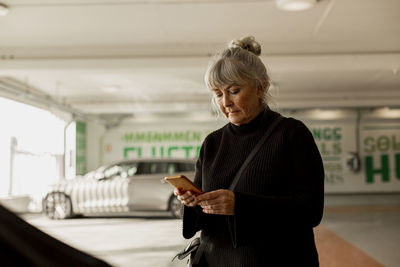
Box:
[215,93,223,98]
[230,89,240,94]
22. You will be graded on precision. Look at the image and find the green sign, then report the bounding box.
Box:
[311,126,344,185]
[76,121,86,175]
[363,132,400,183]
[123,145,201,159]
[115,130,209,160]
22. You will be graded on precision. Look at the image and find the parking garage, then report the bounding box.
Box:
[0,0,400,266]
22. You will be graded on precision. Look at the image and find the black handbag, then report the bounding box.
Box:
[172,237,200,265]
[173,115,284,266]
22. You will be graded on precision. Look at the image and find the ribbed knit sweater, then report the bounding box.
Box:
[183,109,324,267]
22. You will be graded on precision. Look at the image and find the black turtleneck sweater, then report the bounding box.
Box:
[183,109,324,267]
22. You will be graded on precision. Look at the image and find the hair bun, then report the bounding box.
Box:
[229,36,261,56]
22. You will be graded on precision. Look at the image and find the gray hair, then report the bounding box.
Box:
[205,36,271,113]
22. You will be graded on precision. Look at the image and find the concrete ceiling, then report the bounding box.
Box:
[0,0,400,117]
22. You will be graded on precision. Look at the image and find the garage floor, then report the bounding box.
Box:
[318,194,400,267]
[22,194,400,267]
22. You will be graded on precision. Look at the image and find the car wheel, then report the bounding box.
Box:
[169,195,183,219]
[44,192,73,220]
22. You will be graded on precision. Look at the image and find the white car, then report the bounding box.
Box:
[43,159,195,219]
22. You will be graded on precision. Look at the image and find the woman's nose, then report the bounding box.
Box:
[222,94,232,107]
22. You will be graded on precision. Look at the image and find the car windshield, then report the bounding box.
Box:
[83,166,106,179]
[119,163,139,178]
[82,163,139,180]
[99,163,139,179]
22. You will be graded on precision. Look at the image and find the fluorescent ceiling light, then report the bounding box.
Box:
[374,107,400,118]
[0,3,10,16]
[308,109,344,120]
[276,0,317,11]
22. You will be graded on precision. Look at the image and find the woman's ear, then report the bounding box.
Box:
[257,85,265,98]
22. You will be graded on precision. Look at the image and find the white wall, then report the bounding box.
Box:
[86,121,106,172]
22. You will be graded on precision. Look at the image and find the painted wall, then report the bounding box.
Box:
[101,118,225,163]
[85,109,400,193]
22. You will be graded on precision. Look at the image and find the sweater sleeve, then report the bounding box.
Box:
[182,142,206,239]
[231,120,324,243]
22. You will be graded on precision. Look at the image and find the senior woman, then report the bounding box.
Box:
[175,36,324,267]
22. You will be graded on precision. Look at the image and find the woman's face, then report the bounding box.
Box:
[213,81,264,126]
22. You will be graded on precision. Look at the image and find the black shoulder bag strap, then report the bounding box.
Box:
[192,115,284,265]
[229,114,284,191]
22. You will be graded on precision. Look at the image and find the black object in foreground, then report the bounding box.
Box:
[0,204,111,267]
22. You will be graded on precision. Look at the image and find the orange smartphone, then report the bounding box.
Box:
[164,175,203,195]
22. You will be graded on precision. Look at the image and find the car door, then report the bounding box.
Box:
[102,163,136,213]
[71,169,108,214]
[129,161,176,210]
[83,164,127,214]
[118,162,139,212]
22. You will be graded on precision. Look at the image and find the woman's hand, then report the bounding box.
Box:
[196,189,235,215]
[174,188,199,207]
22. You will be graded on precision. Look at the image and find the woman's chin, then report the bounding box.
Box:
[229,119,243,126]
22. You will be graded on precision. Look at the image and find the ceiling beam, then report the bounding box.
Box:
[1,53,399,71]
